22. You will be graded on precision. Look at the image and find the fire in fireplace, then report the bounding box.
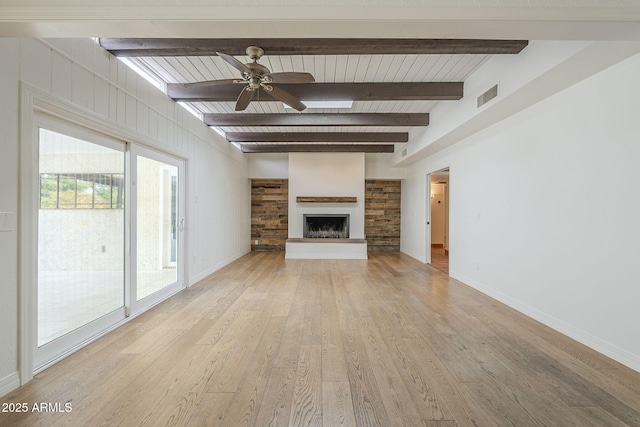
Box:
[303,214,350,238]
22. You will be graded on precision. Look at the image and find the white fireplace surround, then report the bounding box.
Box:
[286,153,367,259]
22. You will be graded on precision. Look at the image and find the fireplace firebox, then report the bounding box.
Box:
[303,214,350,239]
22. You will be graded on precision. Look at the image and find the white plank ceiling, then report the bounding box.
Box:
[131,52,491,136]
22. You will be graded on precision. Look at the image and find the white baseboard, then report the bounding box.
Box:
[0,372,20,398]
[400,247,426,263]
[188,249,250,286]
[451,271,640,373]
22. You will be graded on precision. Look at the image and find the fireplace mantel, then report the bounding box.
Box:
[296,196,357,203]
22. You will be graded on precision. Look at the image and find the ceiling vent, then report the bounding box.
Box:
[477,84,498,108]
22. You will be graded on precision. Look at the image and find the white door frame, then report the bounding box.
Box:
[426,173,433,265]
[426,167,450,270]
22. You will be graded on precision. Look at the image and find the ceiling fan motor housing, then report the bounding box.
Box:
[244,62,270,77]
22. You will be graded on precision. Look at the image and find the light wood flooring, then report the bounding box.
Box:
[2,251,640,426]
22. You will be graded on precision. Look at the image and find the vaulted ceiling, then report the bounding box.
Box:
[99,38,528,153]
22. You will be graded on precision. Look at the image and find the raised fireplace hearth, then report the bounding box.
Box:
[303,214,349,239]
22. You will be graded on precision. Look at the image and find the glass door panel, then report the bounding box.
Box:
[37,128,125,348]
[135,154,181,302]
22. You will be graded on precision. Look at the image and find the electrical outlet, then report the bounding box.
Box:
[254,240,258,245]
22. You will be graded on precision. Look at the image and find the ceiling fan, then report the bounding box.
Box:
[199,46,315,112]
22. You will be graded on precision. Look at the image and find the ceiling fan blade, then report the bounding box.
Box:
[216,52,253,75]
[182,79,239,88]
[265,84,307,111]
[235,86,255,111]
[265,72,315,84]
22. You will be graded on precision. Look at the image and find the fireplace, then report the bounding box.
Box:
[303,214,350,239]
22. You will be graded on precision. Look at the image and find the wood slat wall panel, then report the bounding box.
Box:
[365,180,401,251]
[251,179,288,251]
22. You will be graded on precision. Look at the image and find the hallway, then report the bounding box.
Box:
[430,244,449,274]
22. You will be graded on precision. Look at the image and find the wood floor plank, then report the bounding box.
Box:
[205,307,273,393]
[136,349,234,427]
[271,277,301,317]
[3,251,640,426]
[176,392,235,427]
[272,281,307,370]
[321,278,349,382]
[357,316,432,425]
[253,367,297,427]
[299,264,324,346]
[289,344,323,426]
[218,316,287,426]
[331,268,366,332]
[196,288,255,345]
[322,381,357,427]
[342,330,392,427]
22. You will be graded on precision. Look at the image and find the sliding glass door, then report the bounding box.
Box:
[35,118,185,370]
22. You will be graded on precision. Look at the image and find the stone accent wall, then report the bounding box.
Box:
[365,180,401,251]
[251,180,288,251]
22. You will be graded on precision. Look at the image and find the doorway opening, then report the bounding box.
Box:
[429,168,449,274]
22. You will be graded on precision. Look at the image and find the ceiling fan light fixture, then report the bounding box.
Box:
[283,100,354,109]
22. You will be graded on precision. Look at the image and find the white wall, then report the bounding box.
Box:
[248,152,405,180]
[0,38,250,395]
[0,38,20,396]
[288,153,365,239]
[402,52,640,371]
[248,153,289,179]
[365,153,407,179]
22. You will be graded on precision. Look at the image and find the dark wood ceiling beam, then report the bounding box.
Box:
[226,132,408,143]
[100,38,528,56]
[204,113,429,127]
[241,144,396,153]
[168,82,462,102]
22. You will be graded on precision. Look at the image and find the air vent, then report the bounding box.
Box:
[477,84,498,108]
[402,148,408,157]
